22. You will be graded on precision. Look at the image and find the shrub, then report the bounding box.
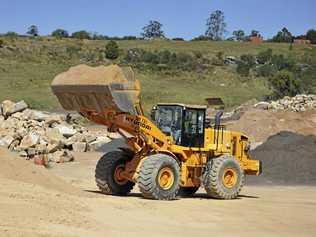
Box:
[240,54,256,67]
[142,51,159,64]
[211,51,224,66]
[124,48,146,62]
[158,50,171,64]
[105,40,119,60]
[271,54,295,71]
[0,39,4,48]
[236,62,251,76]
[256,64,275,77]
[236,54,256,76]
[268,70,302,98]
[257,48,273,64]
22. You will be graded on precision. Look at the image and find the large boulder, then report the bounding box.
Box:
[19,132,40,150]
[89,136,111,151]
[55,124,77,138]
[0,135,15,148]
[1,100,28,117]
[72,142,87,152]
[45,128,64,144]
[254,102,270,110]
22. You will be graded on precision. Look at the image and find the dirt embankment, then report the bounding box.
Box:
[227,109,316,142]
[0,148,81,195]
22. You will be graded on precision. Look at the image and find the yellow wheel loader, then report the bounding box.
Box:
[51,64,261,200]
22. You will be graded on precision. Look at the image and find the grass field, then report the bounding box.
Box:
[0,37,312,113]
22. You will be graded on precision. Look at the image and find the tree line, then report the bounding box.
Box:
[1,10,316,44]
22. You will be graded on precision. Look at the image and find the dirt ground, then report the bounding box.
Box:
[1,151,316,237]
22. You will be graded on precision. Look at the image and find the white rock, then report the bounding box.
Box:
[0,135,14,147]
[19,132,40,149]
[55,125,77,138]
[72,142,87,152]
[50,150,74,163]
[1,100,28,116]
[47,143,60,153]
[29,110,50,121]
[45,114,62,125]
[89,136,111,151]
[254,102,270,110]
[45,128,63,144]
[19,150,28,157]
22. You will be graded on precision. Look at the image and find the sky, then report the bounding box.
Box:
[0,0,315,39]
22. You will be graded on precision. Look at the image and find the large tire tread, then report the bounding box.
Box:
[95,150,134,196]
[203,155,244,199]
[138,154,180,200]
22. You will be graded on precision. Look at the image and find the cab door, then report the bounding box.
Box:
[181,109,205,147]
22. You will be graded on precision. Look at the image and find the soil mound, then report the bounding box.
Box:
[227,109,316,142]
[248,131,316,185]
[0,148,81,194]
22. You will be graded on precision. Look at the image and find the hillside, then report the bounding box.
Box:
[0,37,314,112]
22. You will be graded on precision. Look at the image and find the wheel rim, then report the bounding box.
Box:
[158,167,174,190]
[222,168,238,188]
[114,164,128,185]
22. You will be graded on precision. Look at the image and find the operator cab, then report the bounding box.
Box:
[151,103,206,147]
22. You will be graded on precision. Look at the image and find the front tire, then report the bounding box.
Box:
[95,150,134,196]
[203,155,244,199]
[137,154,180,200]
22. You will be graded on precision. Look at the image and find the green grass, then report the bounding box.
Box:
[0,37,312,113]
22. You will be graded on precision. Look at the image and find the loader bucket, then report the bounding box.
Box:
[51,64,141,117]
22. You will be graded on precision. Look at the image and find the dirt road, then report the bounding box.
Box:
[1,152,316,237]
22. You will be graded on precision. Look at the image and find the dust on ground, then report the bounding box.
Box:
[1,150,316,237]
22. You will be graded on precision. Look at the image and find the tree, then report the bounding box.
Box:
[272,27,293,43]
[52,29,69,39]
[232,30,245,41]
[71,30,91,39]
[105,40,119,59]
[141,20,164,39]
[205,10,227,40]
[306,29,316,44]
[27,25,39,36]
[251,30,259,37]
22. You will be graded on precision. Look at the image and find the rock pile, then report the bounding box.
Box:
[0,100,114,163]
[254,94,316,112]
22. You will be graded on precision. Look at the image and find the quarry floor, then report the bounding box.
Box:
[1,152,316,237]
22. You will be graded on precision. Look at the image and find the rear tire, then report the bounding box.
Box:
[95,150,134,196]
[138,154,180,200]
[203,155,244,199]
[177,186,199,197]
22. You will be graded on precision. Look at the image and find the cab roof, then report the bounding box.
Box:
[156,103,207,109]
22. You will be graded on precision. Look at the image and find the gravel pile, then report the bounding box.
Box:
[254,94,316,112]
[249,131,316,185]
